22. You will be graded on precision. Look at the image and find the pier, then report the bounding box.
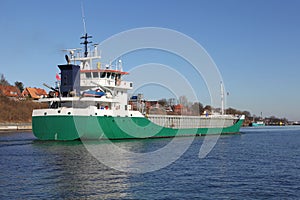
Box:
[0,123,32,131]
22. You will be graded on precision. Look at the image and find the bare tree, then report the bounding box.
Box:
[0,74,10,86]
[179,95,188,107]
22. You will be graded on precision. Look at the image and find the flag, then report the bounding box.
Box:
[56,73,61,81]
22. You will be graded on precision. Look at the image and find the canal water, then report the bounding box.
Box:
[1,126,300,199]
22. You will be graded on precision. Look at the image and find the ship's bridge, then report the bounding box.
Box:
[80,69,133,90]
[63,33,133,91]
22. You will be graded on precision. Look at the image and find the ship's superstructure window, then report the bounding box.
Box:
[106,72,111,78]
[93,72,99,78]
[111,73,115,79]
[100,72,106,78]
[85,72,92,78]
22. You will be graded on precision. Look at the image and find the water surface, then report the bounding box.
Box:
[1,127,300,199]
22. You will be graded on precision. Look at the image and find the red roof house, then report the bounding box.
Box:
[22,87,47,99]
[0,85,22,98]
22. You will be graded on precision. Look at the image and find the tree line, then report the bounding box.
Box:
[157,96,250,116]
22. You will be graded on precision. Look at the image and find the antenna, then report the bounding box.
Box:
[81,1,87,34]
[80,1,92,57]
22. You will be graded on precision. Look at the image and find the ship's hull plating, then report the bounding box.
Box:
[32,115,244,140]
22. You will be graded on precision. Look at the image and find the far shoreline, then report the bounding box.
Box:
[0,123,32,131]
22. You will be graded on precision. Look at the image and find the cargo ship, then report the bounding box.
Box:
[249,121,265,127]
[32,33,244,140]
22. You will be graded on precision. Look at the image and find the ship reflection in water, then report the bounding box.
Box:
[31,139,132,199]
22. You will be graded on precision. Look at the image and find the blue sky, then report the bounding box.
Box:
[0,0,299,120]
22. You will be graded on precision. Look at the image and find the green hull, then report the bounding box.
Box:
[32,115,244,140]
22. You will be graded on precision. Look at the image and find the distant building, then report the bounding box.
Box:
[0,85,22,98]
[22,87,47,100]
[145,100,159,108]
[173,104,191,115]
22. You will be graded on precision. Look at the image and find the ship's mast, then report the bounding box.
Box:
[80,33,92,57]
[221,81,225,115]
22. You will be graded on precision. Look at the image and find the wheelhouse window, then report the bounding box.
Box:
[106,72,111,78]
[100,72,106,78]
[111,73,115,79]
[85,72,92,78]
[93,72,99,78]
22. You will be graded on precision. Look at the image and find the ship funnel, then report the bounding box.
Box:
[58,64,80,97]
